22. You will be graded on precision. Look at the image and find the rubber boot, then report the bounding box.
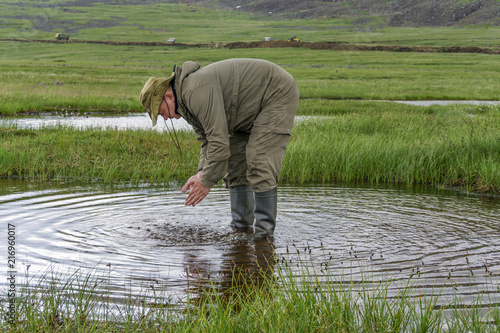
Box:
[229,185,254,231]
[252,187,278,241]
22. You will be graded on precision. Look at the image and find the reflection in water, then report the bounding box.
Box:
[0,179,498,312]
[182,238,276,306]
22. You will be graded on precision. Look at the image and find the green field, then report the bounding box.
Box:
[1,1,499,193]
[0,41,499,115]
[1,1,499,115]
[2,1,500,46]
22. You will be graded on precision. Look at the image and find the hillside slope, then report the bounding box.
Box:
[187,0,500,26]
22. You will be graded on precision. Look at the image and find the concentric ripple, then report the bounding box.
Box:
[1,180,498,308]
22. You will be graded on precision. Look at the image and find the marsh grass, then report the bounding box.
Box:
[1,100,499,193]
[2,254,499,332]
[0,125,199,182]
[283,102,500,193]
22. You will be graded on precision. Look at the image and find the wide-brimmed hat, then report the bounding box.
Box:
[139,72,175,126]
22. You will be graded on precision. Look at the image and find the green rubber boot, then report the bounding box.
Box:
[252,187,278,241]
[229,185,255,231]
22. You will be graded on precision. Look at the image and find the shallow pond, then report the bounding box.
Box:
[2,100,499,132]
[0,112,192,131]
[1,179,498,311]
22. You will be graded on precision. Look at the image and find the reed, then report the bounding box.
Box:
[2,255,499,332]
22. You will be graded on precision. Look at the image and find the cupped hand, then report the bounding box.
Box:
[181,171,211,206]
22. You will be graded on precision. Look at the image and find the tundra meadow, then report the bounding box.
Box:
[1,1,499,332]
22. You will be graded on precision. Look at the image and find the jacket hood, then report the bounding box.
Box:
[173,61,202,127]
[176,61,200,83]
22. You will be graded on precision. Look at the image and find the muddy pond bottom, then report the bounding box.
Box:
[1,180,499,311]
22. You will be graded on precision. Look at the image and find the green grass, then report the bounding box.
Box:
[284,102,500,193]
[2,1,500,46]
[0,1,499,115]
[1,101,499,193]
[0,125,199,182]
[0,41,499,115]
[2,254,499,332]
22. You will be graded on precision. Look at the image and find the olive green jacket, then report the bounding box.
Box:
[173,58,297,188]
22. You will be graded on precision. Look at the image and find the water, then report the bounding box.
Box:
[1,179,498,312]
[2,100,499,132]
[394,100,500,107]
[0,112,193,131]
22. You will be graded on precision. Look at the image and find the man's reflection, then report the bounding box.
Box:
[184,238,276,306]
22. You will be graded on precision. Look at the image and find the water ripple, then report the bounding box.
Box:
[0,180,498,308]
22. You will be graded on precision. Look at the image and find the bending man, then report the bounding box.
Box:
[140,58,299,240]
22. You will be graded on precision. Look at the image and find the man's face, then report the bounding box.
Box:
[159,90,180,120]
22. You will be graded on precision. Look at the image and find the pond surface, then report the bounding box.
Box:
[395,100,500,107]
[0,112,193,131]
[1,179,498,311]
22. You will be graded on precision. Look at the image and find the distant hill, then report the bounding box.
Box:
[18,0,500,27]
[182,0,500,26]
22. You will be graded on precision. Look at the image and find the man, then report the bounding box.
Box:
[140,58,299,240]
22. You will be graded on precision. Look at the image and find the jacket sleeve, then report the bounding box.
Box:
[185,84,230,187]
[191,125,207,172]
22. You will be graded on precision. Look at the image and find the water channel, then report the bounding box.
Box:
[2,100,499,132]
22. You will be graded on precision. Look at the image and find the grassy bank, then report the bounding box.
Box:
[0,125,198,182]
[284,101,500,193]
[1,102,499,193]
[2,258,499,332]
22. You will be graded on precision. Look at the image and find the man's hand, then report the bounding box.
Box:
[181,171,211,206]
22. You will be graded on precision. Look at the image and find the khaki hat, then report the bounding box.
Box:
[139,72,175,126]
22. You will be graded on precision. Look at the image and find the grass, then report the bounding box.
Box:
[0,1,499,116]
[1,252,499,332]
[0,25,499,194]
[2,1,500,46]
[0,125,199,182]
[283,101,500,193]
[1,101,499,193]
[0,41,499,115]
